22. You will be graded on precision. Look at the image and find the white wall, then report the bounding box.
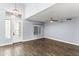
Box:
[0,9,5,44]
[44,18,79,45]
[25,3,54,19]
[23,20,44,41]
[23,3,53,41]
[76,18,79,43]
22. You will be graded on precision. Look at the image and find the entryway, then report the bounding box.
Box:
[5,15,23,44]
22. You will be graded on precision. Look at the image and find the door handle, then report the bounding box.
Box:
[13,32,15,35]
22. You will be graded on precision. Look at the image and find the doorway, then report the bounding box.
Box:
[5,15,23,43]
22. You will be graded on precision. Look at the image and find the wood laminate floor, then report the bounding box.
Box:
[0,38,79,56]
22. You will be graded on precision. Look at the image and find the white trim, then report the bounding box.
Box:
[45,37,79,46]
[0,37,79,47]
[0,42,13,46]
[0,37,42,46]
[21,37,43,42]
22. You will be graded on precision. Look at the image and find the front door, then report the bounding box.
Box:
[12,20,22,42]
[11,16,23,43]
[5,12,23,43]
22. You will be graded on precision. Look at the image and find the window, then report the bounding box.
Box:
[5,20,11,38]
[33,25,41,36]
[34,26,39,35]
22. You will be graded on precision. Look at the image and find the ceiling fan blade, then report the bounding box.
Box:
[52,20,59,22]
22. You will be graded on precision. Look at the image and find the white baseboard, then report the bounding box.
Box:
[0,37,42,46]
[45,37,79,46]
[0,37,79,47]
[0,42,13,46]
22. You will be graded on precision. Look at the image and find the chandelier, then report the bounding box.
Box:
[6,3,22,17]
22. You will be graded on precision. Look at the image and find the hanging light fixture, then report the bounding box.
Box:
[11,3,21,16]
[6,3,22,17]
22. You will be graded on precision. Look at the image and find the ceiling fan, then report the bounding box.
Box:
[49,17,59,23]
[49,17,72,23]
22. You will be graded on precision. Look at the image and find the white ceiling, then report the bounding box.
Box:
[24,3,54,19]
[27,3,79,22]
